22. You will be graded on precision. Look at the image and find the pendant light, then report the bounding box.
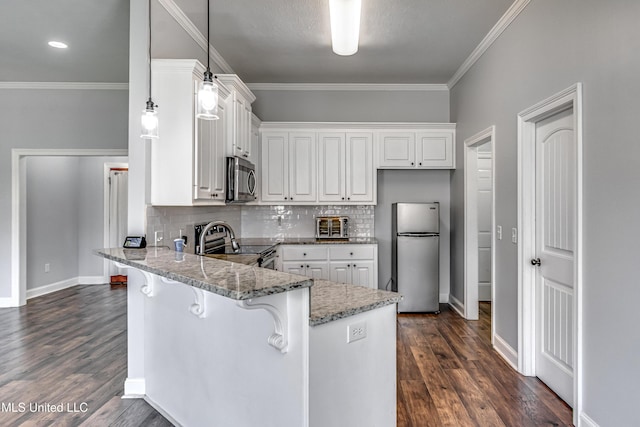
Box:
[196,0,219,120]
[329,0,362,56]
[141,0,159,139]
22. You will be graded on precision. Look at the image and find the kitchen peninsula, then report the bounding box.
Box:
[96,247,400,427]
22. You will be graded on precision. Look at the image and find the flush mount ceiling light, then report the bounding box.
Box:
[48,41,68,49]
[141,0,159,139]
[329,0,361,56]
[196,0,219,120]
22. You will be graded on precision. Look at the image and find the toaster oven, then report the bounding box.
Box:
[315,216,349,240]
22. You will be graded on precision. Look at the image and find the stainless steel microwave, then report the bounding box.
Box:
[226,157,257,203]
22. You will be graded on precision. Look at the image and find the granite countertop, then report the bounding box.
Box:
[203,253,260,266]
[309,280,402,326]
[95,247,312,300]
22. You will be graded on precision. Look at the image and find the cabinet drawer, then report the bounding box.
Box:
[281,245,328,261]
[329,245,375,260]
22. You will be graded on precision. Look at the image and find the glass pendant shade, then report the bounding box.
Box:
[329,0,361,56]
[197,75,219,120]
[141,101,159,139]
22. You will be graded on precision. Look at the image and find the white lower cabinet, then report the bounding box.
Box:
[278,244,378,289]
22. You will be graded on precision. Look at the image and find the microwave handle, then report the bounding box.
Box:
[247,169,256,195]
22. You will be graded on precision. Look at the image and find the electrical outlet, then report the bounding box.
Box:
[347,322,367,343]
[496,225,502,240]
[511,227,518,244]
[44,263,50,273]
[154,231,164,245]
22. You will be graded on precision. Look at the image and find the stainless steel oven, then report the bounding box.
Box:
[226,156,257,203]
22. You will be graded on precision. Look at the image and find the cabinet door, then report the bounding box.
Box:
[329,262,352,285]
[233,97,248,158]
[350,260,375,289]
[289,132,317,202]
[346,133,374,202]
[282,261,305,276]
[305,261,329,280]
[194,100,226,201]
[416,131,454,168]
[261,132,289,202]
[378,132,416,167]
[241,102,252,159]
[318,132,346,202]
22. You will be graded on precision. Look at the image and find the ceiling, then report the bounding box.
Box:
[0,0,514,85]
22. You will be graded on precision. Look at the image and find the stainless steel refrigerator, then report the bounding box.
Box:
[392,202,440,313]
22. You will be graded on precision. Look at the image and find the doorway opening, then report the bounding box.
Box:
[105,164,129,286]
[517,83,583,425]
[463,126,496,337]
[10,149,128,307]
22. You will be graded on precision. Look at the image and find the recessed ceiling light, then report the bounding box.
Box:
[48,41,68,49]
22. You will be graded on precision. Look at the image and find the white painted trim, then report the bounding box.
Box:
[0,82,128,90]
[439,293,449,304]
[517,83,583,426]
[493,333,519,371]
[579,412,600,427]
[26,277,78,300]
[448,294,465,317]
[448,0,531,88]
[247,83,449,92]
[260,121,456,131]
[156,0,234,74]
[0,298,17,308]
[463,126,495,321]
[78,276,111,285]
[123,378,146,397]
[9,149,129,307]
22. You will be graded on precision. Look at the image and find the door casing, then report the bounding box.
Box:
[517,83,583,425]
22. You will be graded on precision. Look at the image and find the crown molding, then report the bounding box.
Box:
[0,82,128,90]
[247,83,449,92]
[157,0,234,74]
[448,0,531,89]
[260,121,456,131]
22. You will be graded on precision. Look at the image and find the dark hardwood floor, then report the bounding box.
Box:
[1,286,572,426]
[397,303,573,426]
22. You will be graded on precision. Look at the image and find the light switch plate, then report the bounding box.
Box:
[497,225,502,240]
[511,227,518,244]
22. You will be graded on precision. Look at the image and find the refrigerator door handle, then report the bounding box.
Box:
[396,233,439,237]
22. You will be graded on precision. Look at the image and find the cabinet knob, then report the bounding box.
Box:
[303,253,307,256]
[350,252,353,256]
[411,162,415,165]
[284,197,288,200]
[306,265,309,268]
[419,162,422,166]
[341,197,345,200]
[347,264,351,268]
[300,265,304,268]
[290,197,293,200]
[347,197,351,201]
[353,264,357,268]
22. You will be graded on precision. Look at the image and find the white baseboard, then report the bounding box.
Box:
[0,297,20,308]
[579,412,600,427]
[439,293,449,304]
[493,333,518,371]
[123,378,146,398]
[78,276,110,285]
[448,294,464,317]
[26,277,78,300]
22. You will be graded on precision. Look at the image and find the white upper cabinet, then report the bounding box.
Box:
[150,59,231,206]
[318,132,374,203]
[261,131,316,203]
[215,75,256,163]
[378,126,456,169]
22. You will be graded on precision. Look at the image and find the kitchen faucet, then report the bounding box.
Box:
[198,221,240,255]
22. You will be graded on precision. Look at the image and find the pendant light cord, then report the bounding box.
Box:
[207,0,210,71]
[147,0,153,104]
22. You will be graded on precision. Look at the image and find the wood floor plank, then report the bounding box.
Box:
[399,380,443,427]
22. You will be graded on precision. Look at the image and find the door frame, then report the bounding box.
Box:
[463,126,496,327]
[9,148,128,307]
[517,83,583,423]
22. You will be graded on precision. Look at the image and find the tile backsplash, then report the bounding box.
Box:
[146,204,374,250]
[240,205,375,239]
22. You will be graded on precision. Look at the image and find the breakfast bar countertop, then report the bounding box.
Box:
[95,247,312,300]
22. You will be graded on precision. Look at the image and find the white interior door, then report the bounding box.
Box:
[108,169,128,276]
[534,107,575,405]
[477,143,492,301]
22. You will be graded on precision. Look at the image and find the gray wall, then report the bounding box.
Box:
[252,89,450,122]
[0,89,128,298]
[449,1,640,424]
[375,170,451,298]
[26,157,80,289]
